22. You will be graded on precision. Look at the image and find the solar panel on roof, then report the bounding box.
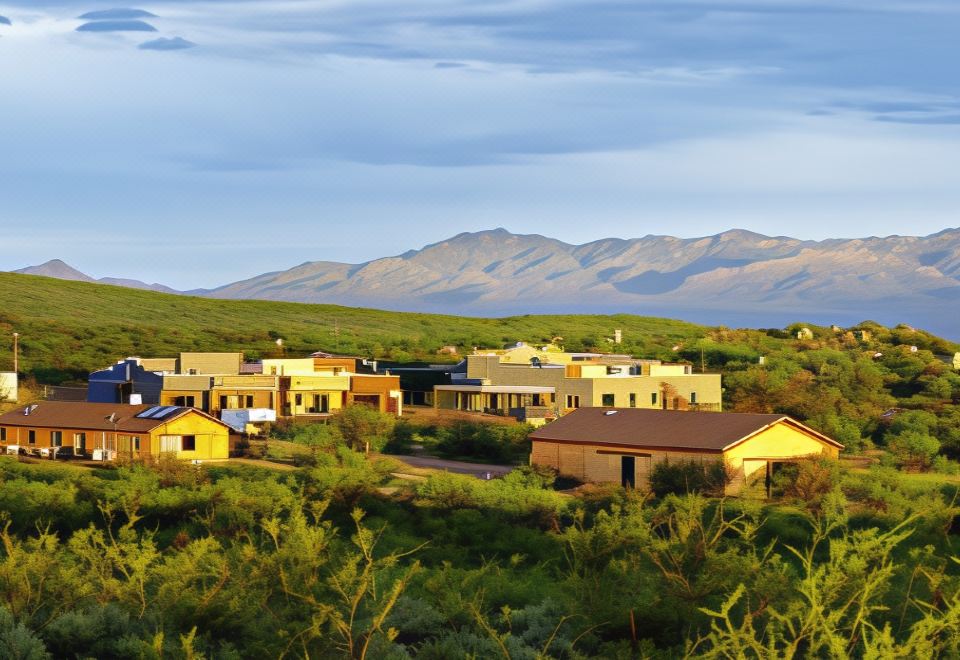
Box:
[150,406,180,419]
[137,406,164,418]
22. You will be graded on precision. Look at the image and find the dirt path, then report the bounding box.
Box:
[386,454,515,479]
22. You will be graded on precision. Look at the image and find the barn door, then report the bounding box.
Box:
[621,456,636,488]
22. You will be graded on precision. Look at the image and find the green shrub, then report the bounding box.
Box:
[649,459,732,497]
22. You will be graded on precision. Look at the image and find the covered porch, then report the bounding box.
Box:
[434,385,555,422]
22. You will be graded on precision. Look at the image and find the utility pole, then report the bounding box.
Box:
[12,332,19,374]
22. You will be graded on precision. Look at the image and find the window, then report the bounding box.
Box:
[160,435,179,453]
[0,428,5,442]
[601,393,615,407]
[566,395,580,409]
[51,431,63,447]
[28,430,36,445]
[295,393,303,406]
[651,392,658,406]
[629,393,636,408]
[182,435,196,451]
[219,395,229,410]
[74,433,86,452]
[174,396,196,408]
[245,395,254,408]
[690,392,697,404]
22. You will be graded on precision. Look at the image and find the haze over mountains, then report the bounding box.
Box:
[11,228,960,338]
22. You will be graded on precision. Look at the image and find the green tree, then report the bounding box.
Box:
[335,406,397,454]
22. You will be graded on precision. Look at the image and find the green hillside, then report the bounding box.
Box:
[4,271,960,461]
[0,272,705,382]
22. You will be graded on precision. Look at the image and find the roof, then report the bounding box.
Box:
[0,401,230,434]
[529,408,843,452]
[435,384,555,394]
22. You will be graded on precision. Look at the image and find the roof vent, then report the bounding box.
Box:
[604,410,618,416]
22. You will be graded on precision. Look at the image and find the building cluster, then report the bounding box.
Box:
[2,342,798,484]
[86,352,402,432]
[420,342,722,425]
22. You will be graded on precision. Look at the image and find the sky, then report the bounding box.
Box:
[1,0,960,289]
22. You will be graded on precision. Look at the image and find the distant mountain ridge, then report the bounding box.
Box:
[9,228,960,337]
[13,259,179,294]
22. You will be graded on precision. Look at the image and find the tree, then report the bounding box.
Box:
[334,406,396,454]
[887,431,940,471]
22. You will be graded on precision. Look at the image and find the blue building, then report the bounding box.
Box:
[87,358,163,405]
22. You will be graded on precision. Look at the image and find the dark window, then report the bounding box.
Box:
[295,393,303,406]
[181,435,196,451]
[75,433,86,451]
[690,392,697,404]
[133,437,141,451]
[51,431,63,447]
[629,393,636,408]
[245,395,254,408]
[28,430,36,445]
[219,396,228,410]
[566,395,580,408]
[651,392,658,405]
[601,393,615,406]
[0,428,5,442]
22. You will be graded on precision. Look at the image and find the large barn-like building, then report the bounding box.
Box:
[529,408,843,494]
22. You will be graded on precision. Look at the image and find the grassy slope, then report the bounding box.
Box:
[0,272,707,382]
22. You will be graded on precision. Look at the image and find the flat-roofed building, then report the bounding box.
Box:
[434,349,720,422]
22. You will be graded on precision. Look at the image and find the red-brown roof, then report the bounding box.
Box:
[529,408,842,452]
[0,401,229,434]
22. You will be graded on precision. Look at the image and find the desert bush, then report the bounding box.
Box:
[649,458,733,497]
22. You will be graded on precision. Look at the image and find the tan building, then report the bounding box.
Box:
[434,349,720,424]
[529,407,842,495]
[0,401,230,461]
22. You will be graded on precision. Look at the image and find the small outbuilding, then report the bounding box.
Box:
[529,408,843,495]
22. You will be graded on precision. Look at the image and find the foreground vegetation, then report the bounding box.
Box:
[0,448,957,658]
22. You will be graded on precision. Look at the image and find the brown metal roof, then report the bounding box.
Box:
[0,401,227,434]
[529,408,842,452]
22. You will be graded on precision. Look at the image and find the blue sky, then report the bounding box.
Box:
[1,0,959,288]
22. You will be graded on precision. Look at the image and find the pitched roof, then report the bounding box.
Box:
[0,401,229,434]
[529,408,842,452]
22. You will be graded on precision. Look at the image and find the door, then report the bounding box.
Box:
[621,456,636,489]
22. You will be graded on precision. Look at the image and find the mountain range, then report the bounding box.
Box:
[13,260,179,295]
[11,228,960,338]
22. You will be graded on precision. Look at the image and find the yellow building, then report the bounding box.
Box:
[280,374,350,416]
[529,407,842,495]
[0,401,230,461]
[0,372,17,403]
[435,350,720,423]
